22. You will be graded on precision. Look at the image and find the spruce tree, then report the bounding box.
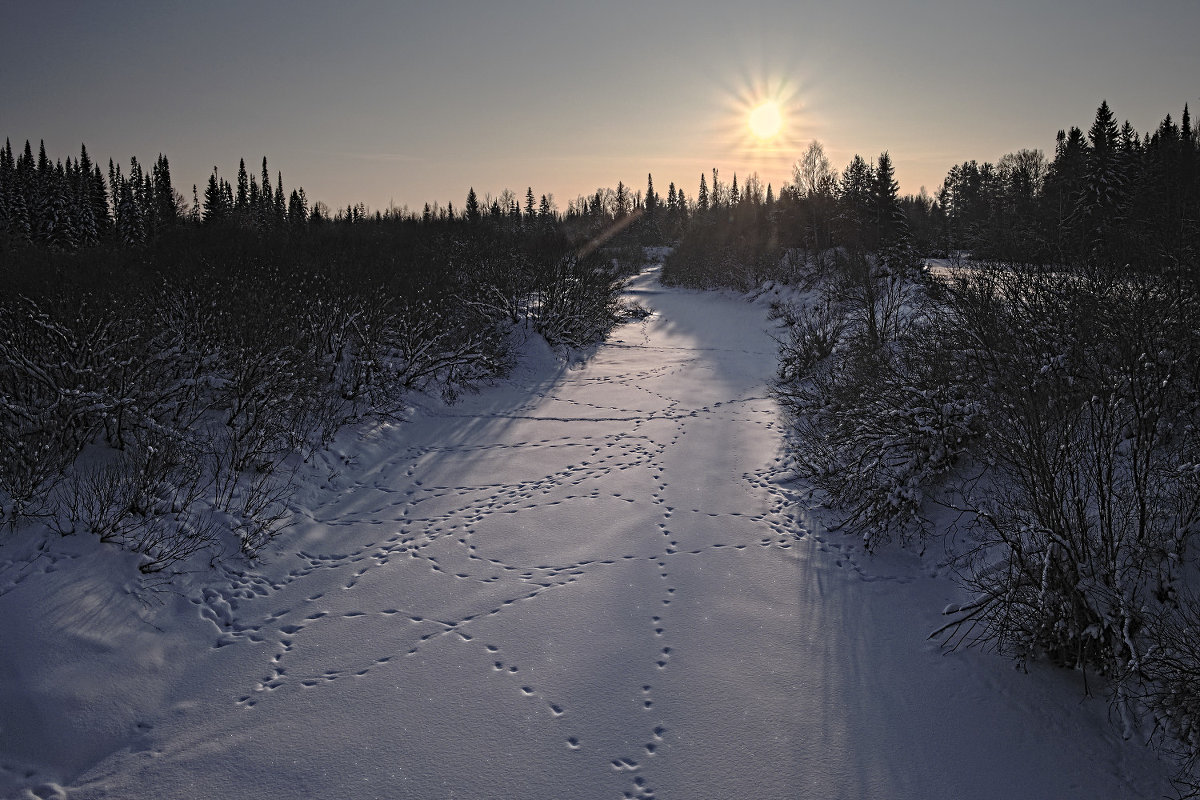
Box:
[203,168,228,225]
[114,174,144,246]
[275,172,286,225]
[248,175,260,223]
[152,153,177,228]
[235,158,249,216]
[465,187,481,223]
[871,151,904,247]
[697,173,708,211]
[90,164,109,235]
[615,181,629,218]
[288,188,308,226]
[1081,100,1126,234]
[0,139,12,239]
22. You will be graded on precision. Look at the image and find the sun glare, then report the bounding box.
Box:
[715,74,806,183]
[748,101,783,141]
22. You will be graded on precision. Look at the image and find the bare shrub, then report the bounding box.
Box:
[49,436,220,572]
[773,297,846,382]
[773,252,977,549]
[533,256,621,348]
[0,296,107,525]
[926,261,1200,781]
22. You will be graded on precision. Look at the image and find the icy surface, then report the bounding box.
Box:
[0,266,1171,799]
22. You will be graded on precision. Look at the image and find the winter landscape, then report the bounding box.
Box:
[4,3,1200,799]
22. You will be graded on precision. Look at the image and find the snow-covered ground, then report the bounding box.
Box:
[0,265,1173,799]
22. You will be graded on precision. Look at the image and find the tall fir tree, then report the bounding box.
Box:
[465,186,481,223]
[152,153,177,229]
[871,151,905,248]
[203,168,229,225]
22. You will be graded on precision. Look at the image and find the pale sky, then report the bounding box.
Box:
[4,0,1198,214]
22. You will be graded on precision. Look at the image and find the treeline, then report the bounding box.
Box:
[0,140,317,250]
[660,101,1200,289]
[0,140,635,574]
[937,100,1200,264]
[759,101,1200,791]
[659,147,919,289]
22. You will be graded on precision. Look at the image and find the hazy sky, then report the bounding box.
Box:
[4,0,1198,215]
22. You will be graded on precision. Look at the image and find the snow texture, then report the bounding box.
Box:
[0,265,1171,799]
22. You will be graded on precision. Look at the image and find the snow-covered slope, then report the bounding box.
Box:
[0,265,1171,799]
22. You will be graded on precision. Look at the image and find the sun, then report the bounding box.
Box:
[748,101,783,141]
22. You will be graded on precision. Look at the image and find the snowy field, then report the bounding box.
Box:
[0,265,1173,799]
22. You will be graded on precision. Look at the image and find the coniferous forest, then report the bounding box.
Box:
[3,98,1200,788]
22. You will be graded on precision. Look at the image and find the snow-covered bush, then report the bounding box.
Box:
[926,260,1200,781]
[772,297,845,382]
[773,250,979,549]
[0,295,114,526]
[1138,597,1200,790]
[532,255,622,349]
[938,263,1199,661]
[50,435,220,572]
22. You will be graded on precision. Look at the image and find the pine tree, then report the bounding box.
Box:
[697,173,708,211]
[524,187,536,219]
[76,144,107,242]
[114,174,144,246]
[258,157,273,230]
[730,173,739,205]
[203,168,228,225]
[0,139,13,239]
[248,175,260,223]
[152,153,177,229]
[46,160,76,250]
[288,188,308,226]
[67,155,98,248]
[465,187,481,223]
[274,172,286,225]
[871,151,905,248]
[1078,100,1126,244]
[90,164,109,235]
[838,155,874,247]
[235,158,249,216]
[31,141,55,245]
[615,181,629,218]
[10,142,36,243]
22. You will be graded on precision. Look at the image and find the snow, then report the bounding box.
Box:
[0,265,1173,799]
